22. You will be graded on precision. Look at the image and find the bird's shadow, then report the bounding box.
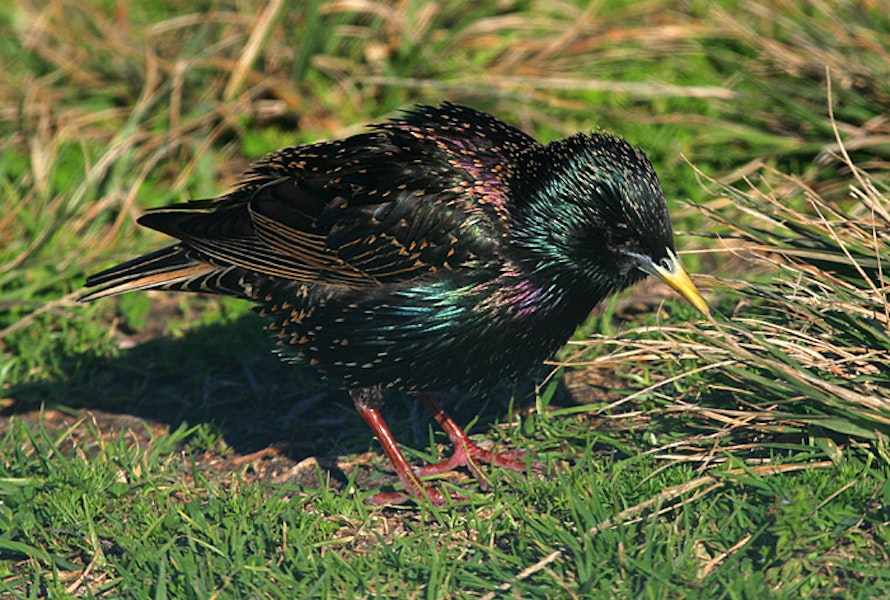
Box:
[3,311,564,488]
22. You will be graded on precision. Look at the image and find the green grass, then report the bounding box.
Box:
[2,0,890,597]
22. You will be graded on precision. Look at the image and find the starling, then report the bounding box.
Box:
[82,103,708,505]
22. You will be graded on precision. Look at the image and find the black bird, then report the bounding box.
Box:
[82,103,708,504]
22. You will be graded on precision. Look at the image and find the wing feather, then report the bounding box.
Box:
[85,104,534,298]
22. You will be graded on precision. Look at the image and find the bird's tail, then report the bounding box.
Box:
[80,245,242,302]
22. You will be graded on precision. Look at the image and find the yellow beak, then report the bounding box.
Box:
[633,248,710,316]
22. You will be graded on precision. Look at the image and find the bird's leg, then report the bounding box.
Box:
[351,388,460,506]
[413,392,543,488]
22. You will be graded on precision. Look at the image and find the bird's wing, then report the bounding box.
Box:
[134,105,537,290]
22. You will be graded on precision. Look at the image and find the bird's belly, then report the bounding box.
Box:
[262,279,588,392]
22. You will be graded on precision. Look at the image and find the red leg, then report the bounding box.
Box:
[351,388,461,506]
[414,393,543,486]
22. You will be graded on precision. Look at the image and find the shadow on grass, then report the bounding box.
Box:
[5,314,326,455]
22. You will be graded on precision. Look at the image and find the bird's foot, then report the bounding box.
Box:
[414,443,541,488]
[363,443,541,505]
[353,390,468,506]
[365,441,540,505]
[353,389,543,506]
[414,392,544,491]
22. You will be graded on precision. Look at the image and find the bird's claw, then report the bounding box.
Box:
[414,444,543,488]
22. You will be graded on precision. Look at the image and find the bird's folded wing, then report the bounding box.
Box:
[117,104,537,291]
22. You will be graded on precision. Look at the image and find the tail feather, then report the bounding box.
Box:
[81,245,232,302]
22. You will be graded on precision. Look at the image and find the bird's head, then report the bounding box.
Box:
[511,132,708,315]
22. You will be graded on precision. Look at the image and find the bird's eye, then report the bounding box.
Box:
[606,222,632,251]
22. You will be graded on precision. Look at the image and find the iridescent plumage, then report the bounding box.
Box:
[83,103,707,504]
